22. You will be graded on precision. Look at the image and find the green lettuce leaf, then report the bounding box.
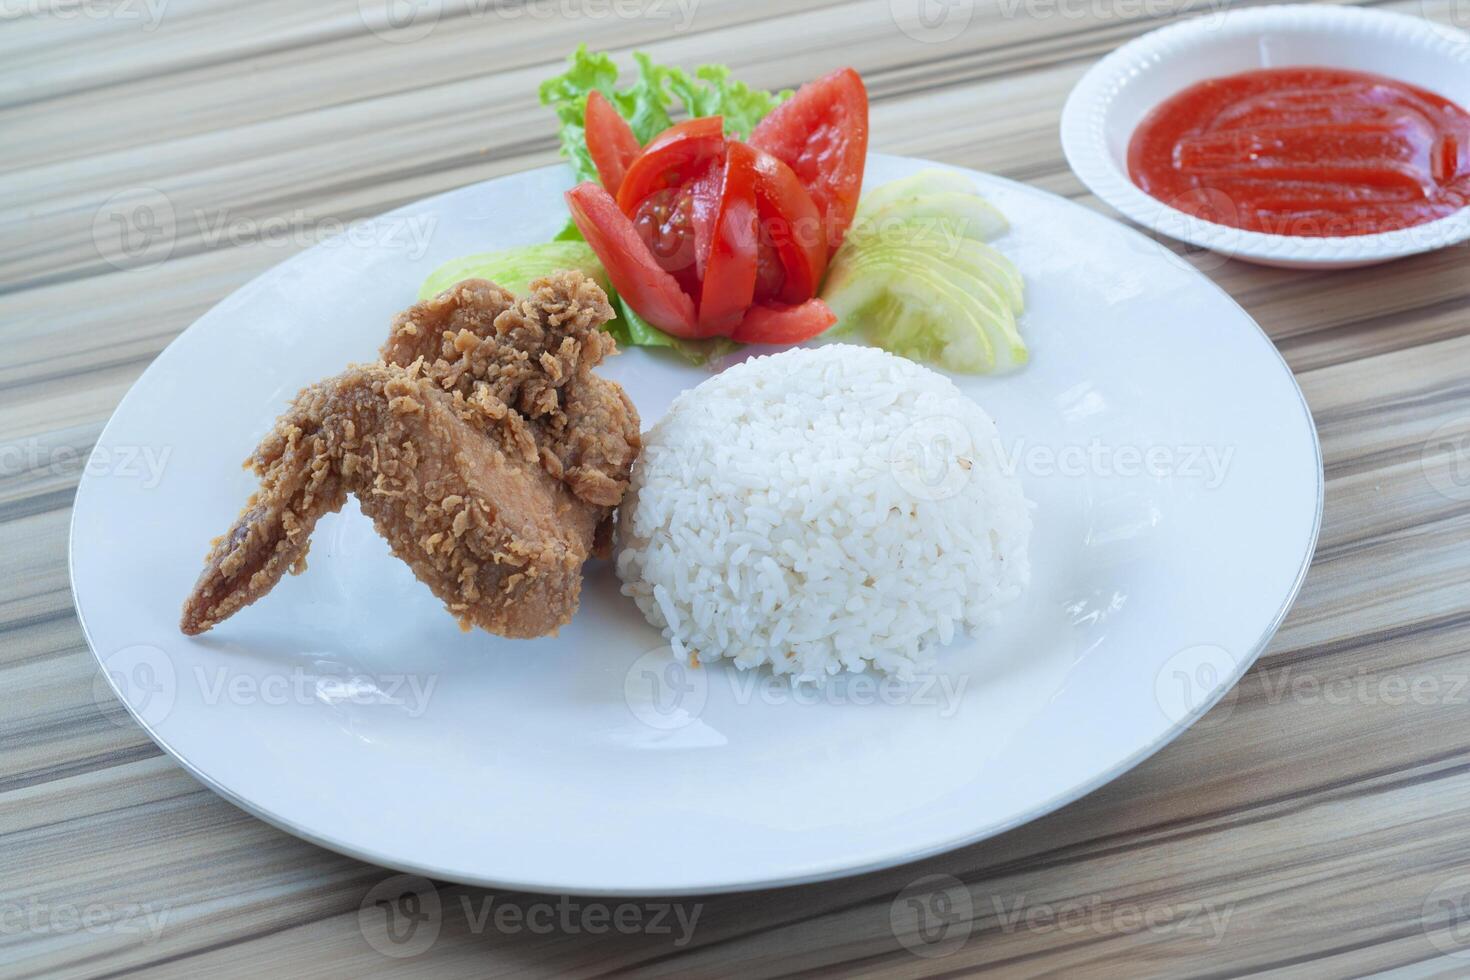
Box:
[660,63,785,139]
[537,45,789,179]
[418,241,608,301]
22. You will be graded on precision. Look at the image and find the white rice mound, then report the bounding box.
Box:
[615,344,1031,680]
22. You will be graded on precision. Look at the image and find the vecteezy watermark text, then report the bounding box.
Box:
[0,439,170,489]
[94,644,440,729]
[889,875,1234,959]
[890,0,1228,44]
[0,899,169,943]
[460,894,701,945]
[92,187,440,271]
[990,893,1234,944]
[891,420,1236,503]
[191,665,439,717]
[624,646,971,731]
[358,875,702,959]
[995,0,1228,24]
[1,0,168,31]
[356,0,700,44]
[193,208,438,259]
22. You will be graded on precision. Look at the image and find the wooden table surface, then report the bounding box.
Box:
[6,0,1470,975]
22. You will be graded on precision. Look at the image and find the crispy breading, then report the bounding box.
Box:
[180,271,639,638]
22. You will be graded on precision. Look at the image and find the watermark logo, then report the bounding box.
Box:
[891,416,976,501]
[93,644,176,729]
[1154,643,1238,728]
[1425,0,1470,43]
[358,0,441,42]
[360,875,441,958]
[1424,874,1470,957]
[890,0,972,43]
[1423,417,1470,503]
[1149,188,1241,273]
[92,187,177,271]
[890,874,973,958]
[624,646,709,730]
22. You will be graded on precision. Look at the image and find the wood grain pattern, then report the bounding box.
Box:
[5,0,1470,976]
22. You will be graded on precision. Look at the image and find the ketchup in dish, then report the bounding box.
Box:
[1128,67,1470,237]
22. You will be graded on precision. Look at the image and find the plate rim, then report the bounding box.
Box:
[71,154,1325,896]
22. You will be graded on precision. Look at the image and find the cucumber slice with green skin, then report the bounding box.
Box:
[843,227,1024,314]
[820,169,1028,373]
[855,169,982,215]
[851,191,1010,245]
[828,247,1027,373]
[419,242,611,300]
[833,245,1011,332]
[945,239,1024,314]
[825,250,1006,372]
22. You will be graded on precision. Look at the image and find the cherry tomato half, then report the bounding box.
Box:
[729,298,837,345]
[616,116,725,216]
[751,68,869,256]
[584,90,641,197]
[564,182,699,337]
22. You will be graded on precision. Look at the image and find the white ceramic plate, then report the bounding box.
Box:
[73,155,1321,896]
[1061,4,1470,269]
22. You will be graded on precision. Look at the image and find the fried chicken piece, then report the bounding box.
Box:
[382,274,640,510]
[180,271,640,638]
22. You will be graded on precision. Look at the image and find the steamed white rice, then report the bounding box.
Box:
[615,344,1031,680]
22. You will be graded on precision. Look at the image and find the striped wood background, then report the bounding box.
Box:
[5,0,1470,976]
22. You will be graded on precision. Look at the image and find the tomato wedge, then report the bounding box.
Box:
[564,182,699,337]
[694,142,759,335]
[729,298,837,345]
[584,90,641,196]
[687,159,722,283]
[616,116,725,216]
[744,142,826,304]
[751,68,869,256]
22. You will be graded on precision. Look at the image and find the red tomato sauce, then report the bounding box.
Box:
[1128,67,1470,237]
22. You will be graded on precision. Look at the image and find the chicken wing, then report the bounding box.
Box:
[180,271,639,638]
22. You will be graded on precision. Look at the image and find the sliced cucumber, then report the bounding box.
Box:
[855,170,983,215]
[825,251,998,372]
[820,170,1028,374]
[848,221,1024,315]
[827,246,1026,373]
[851,191,1010,246]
